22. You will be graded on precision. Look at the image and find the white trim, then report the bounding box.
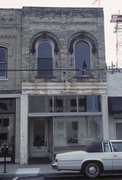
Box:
[22,82,107,95]
[28,112,102,117]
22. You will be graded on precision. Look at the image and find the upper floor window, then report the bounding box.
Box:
[0,47,7,78]
[37,41,53,76]
[75,41,91,76]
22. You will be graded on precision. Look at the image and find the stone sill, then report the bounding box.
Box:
[35,76,56,79]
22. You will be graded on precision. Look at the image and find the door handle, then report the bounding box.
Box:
[114,154,118,158]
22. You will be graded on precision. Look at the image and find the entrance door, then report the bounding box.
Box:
[30,118,48,157]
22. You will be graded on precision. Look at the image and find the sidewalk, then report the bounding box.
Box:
[0,163,53,178]
[0,163,79,178]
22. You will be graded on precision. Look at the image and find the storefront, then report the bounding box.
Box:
[0,98,16,162]
[27,95,102,161]
[109,97,122,140]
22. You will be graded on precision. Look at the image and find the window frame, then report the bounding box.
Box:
[74,39,92,77]
[36,40,54,77]
[0,47,8,78]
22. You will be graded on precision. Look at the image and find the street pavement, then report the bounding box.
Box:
[1,163,122,180]
[1,175,122,180]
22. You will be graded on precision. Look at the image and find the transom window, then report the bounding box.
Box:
[29,95,101,113]
[75,41,91,76]
[37,41,53,76]
[0,47,7,78]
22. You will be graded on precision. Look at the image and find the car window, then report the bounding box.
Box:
[103,142,111,152]
[111,142,122,152]
[84,142,103,153]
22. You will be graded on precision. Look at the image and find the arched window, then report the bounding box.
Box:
[37,41,53,76]
[75,41,91,76]
[0,47,7,78]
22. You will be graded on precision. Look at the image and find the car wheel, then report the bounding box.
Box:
[83,162,101,178]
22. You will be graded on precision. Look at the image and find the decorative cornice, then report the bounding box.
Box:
[22,7,103,19]
[0,35,16,39]
[69,32,98,55]
[30,31,59,55]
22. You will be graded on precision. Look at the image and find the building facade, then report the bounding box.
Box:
[107,70,122,140]
[0,7,108,164]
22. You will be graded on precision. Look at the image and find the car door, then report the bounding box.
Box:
[101,142,113,170]
[111,141,122,170]
[85,142,113,171]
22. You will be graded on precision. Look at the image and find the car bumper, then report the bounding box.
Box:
[52,162,58,170]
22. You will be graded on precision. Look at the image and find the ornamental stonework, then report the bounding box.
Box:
[22,7,103,19]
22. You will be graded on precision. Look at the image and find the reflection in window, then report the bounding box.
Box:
[0,99,15,113]
[33,120,45,147]
[0,47,7,78]
[3,118,9,127]
[0,133,7,141]
[54,97,63,112]
[112,142,122,152]
[75,41,91,76]
[29,95,101,113]
[0,118,9,127]
[37,41,53,76]
[103,143,110,152]
[78,96,86,112]
[70,98,77,112]
[67,121,78,144]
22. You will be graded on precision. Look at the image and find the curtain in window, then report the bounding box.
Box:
[37,41,53,76]
[75,41,91,76]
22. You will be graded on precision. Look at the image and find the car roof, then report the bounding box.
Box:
[109,140,122,143]
[101,140,122,143]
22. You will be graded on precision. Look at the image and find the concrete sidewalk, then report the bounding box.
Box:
[0,163,79,178]
[0,163,53,177]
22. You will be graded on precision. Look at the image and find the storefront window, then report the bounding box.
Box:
[70,99,77,112]
[54,96,63,112]
[54,116,102,147]
[29,95,101,113]
[78,96,86,112]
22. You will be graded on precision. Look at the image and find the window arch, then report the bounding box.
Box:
[37,41,53,76]
[0,47,8,78]
[75,40,91,76]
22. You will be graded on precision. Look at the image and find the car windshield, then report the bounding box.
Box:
[84,142,103,153]
[111,142,122,152]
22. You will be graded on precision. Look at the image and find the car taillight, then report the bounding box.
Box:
[54,159,58,163]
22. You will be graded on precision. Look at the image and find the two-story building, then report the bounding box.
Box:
[0,7,108,164]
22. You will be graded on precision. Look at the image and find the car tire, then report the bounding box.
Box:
[83,162,101,178]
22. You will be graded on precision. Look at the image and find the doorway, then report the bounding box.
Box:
[29,118,48,158]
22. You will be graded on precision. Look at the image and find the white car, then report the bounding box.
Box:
[52,140,122,178]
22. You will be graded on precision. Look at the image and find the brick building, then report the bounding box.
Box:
[0,7,108,164]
